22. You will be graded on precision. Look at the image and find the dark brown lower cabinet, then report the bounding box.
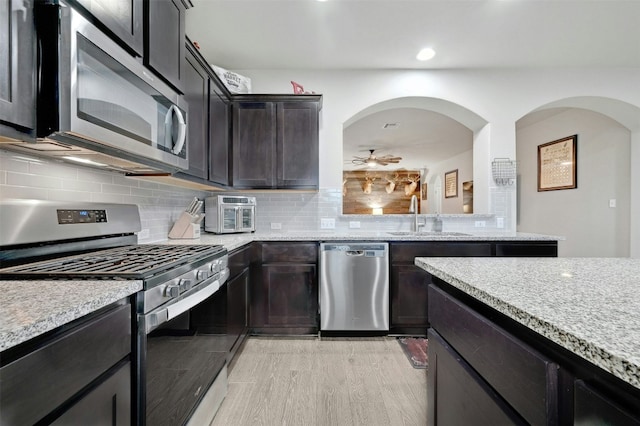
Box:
[574,380,640,426]
[51,362,131,426]
[429,284,559,425]
[390,241,557,335]
[390,242,493,334]
[0,302,132,425]
[251,242,318,334]
[227,266,249,364]
[427,329,525,425]
[390,264,431,334]
[428,279,640,425]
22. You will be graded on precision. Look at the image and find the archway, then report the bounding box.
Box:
[516,96,640,257]
[342,96,489,214]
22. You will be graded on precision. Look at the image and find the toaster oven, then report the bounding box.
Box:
[205,196,256,234]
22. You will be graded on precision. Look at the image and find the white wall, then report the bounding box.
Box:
[516,109,631,257]
[2,68,639,248]
[425,149,473,214]
[240,68,640,252]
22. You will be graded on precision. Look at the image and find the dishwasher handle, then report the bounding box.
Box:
[346,250,364,256]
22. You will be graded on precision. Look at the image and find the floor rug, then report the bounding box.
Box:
[398,337,428,369]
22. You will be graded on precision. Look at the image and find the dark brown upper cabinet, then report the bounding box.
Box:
[144,0,187,93]
[179,38,230,185]
[208,82,230,186]
[72,0,143,56]
[182,42,209,179]
[231,95,321,190]
[0,0,35,140]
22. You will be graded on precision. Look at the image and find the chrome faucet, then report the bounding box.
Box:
[409,195,424,232]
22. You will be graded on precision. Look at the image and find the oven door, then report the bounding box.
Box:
[137,274,229,426]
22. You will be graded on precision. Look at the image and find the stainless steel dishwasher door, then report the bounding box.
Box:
[320,242,389,331]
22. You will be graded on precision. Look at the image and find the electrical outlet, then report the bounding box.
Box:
[349,221,361,229]
[320,218,336,229]
[609,199,616,208]
[271,222,282,230]
[496,217,504,228]
[475,220,486,228]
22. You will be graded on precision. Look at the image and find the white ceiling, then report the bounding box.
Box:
[342,108,472,170]
[185,0,639,170]
[186,0,640,70]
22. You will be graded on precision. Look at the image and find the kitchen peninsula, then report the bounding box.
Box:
[417,257,640,425]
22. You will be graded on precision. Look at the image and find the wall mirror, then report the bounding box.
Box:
[343,106,474,215]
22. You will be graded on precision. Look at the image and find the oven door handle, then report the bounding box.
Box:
[143,278,219,334]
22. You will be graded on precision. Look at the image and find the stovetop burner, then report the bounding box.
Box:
[0,244,226,280]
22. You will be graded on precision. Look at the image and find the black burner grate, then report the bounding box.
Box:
[0,245,225,279]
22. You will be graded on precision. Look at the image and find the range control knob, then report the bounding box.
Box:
[196,270,209,280]
[179,279,193,292]
[165,284,180,298]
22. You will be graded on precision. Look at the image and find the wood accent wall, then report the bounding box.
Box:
[342,170,421,214]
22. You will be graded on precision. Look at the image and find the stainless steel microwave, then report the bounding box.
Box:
[205,196,256,234]
[4,1,188,175]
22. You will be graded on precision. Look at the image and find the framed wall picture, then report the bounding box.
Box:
[444,169,458,198]
[537,135,577,191]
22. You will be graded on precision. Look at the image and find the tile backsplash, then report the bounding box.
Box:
[0,149,208,243]
[1,149,504,242]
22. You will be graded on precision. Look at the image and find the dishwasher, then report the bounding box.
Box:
[320,242,389,331]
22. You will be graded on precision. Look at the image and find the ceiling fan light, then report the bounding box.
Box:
[367,159,377,167]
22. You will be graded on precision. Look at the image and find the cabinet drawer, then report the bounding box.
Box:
[495,242,558,257]
[391,242,492,262]
[261,242,318,263]
[0,304,131,426]
[429,285,558,425]
[428,329,524,425]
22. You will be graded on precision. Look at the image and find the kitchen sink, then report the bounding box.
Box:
[387,231,470,236]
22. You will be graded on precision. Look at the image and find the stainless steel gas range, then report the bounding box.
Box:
[0,199,229,426]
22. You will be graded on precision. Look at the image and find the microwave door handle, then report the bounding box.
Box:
[166,104,187,155]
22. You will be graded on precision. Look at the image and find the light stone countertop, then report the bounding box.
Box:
[162,230,562,252]
[0,280,142,352]
[415,257,640,390]
[0,231,560,353]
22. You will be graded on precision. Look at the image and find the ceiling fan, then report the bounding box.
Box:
[352,149,402,168]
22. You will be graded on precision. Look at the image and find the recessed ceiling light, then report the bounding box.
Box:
[416,47,436,61]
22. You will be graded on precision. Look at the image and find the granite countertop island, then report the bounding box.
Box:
[415,257,640,390]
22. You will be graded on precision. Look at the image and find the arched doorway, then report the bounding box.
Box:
[516,97,640,257]
[342,97,488,215]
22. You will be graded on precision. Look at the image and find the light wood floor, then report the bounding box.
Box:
[210,336,427,426]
